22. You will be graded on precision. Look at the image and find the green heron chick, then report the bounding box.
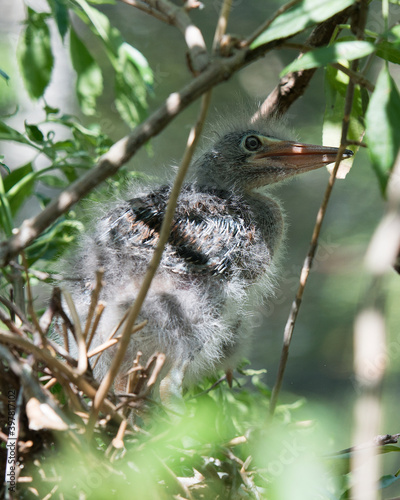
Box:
[63,115,352,405]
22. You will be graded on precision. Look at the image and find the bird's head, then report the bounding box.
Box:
[193,119,353,192]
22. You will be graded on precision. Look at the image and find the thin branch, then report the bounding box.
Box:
[332,62,375,92]
[88,89,213,434]
[119,0,171,24]
[269,1,367,417]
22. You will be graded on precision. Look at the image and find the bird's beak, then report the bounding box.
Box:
[254,139,353,171]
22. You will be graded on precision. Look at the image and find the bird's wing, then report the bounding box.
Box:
[102,185,261,278]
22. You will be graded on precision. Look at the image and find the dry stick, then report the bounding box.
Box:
[86,302,105,349]
[63,290,88,375]
[83,269,104,339]
[87,91,213,436]
[269,60,358,417]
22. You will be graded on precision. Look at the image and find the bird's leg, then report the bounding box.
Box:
[159,359,189,415]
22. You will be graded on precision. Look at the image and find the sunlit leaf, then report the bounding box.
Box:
[70,27,103,115]
[251,0,355,47]
[365,66,400,195]
[17,8,54,99]
[281,41,375,76]
[322,65,366,178]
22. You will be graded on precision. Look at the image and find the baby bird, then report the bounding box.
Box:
[62,115,352,405]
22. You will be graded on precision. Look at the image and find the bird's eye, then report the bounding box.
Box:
[244,135,262,151]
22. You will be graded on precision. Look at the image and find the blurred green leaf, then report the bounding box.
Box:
[71,0,151,127]
[379,474,400,489]
[39,174,69,188]
[375,40,400,64]
[26,219,84,264]
[70,26,103,115]
[3,163,36,216]
[47,0,69,40]
[365,66,400,195]
[251,0,355,47]
[280,41,375,76]
[25,122,44,143]
[17,8,54,99]
[0,120,31,144]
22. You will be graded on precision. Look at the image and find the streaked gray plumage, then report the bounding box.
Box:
[60,115,352,405]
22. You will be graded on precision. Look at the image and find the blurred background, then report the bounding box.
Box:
[1,0,400,461]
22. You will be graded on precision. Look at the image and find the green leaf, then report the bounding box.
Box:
[70,27,103,115]
[365,66,400,195]
[0,120,31,144]
[281,41,375,76]
[25,122,44,143]
[379,474,400,489]
[39,174,69,188]
[17,8,54,99]
[375,40,400,64]
[3,163,36,216]
[251,0,355,47]
[25,219,84,264]
[47,0,70,40]
[114,43,151,127]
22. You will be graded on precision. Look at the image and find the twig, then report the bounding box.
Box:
[119,0,170,24]
[269,45,360,417]
[63,290,88,375]
[86,302,105,349]
[83,269,104,339]
[332,62,375,92]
